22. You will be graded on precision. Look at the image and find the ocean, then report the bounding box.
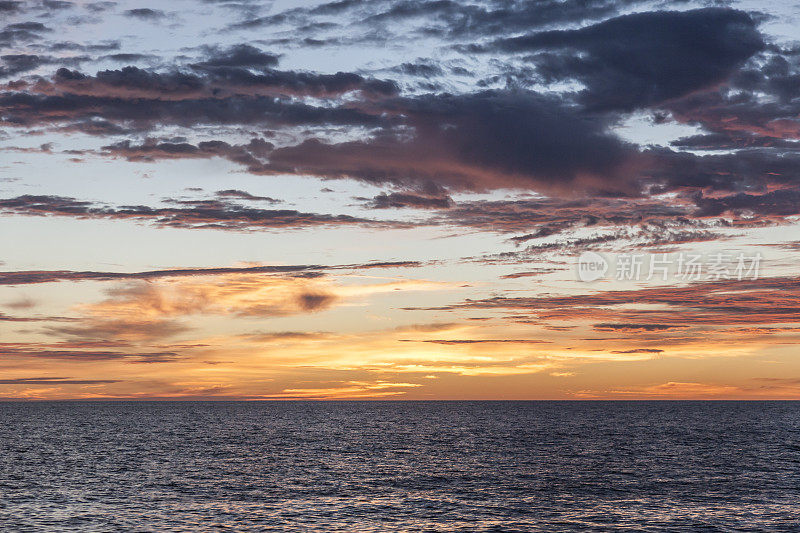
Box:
[1,401,798,531]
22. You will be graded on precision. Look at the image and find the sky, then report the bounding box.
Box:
[1,0,800,400]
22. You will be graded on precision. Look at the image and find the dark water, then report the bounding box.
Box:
[1,401,799,532]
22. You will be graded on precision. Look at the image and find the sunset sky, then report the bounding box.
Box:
[1,0,800,400]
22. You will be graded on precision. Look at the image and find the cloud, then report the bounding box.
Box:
[1,54,53,78]
[392,60,443,78]
[16,60,399,102]
[43,0,74,10]
[265,90,643,193]
[41,274,448,346]
[0,1,24,13]
[123,8,165,20]
[0,194,406,231]
[0,264,324,286]
[102,53,160,63]
[694,189,800,218]
[0,377,120,384]
[0,11,782,203]
[0,343,181,362]
[487,8,764,111]
[0,311,73,322]
[0,85,386,130]
[593,323,688,332]
[366,190,453,209]
[73,276,340,321]
[670,133,799,151]
[214,189,280,203]
[267,381,421,400]
[48,318,192,342]
[242,331,334,343]
[0,259,424,286]
[194,44,279,68]
[402,339,549,345]
[430,276,800,327]
[584,381,745,398]
[248,0,639,40]
[500,268,559,279]
[433,197,732,247]
[0,21,52,47]
[2,50,647,196]
[649,149,800,196]
[3,1,800,402]
[4,296,36,309]
[84,1,116,13]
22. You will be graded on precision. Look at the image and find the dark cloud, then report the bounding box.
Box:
[0,377,120,384]
[430,276,800,327]
[0,21,52,47]
[379,0,636,36]
[265,90,641,193]
[367,191,453,209]
[185,64,400,98]
[8,56,397,104]
[0,343,181,362]
[11,87,639,195]
[42,0,73,10]
[55,119,134,136]
[0,311,70,322]
[670,133,800,151]
[0,2,793,229]
[694,189,800,218]
[215,189,280,203]
[47,319,191,343]
[652,48,800,197]
[0,265,320,286]
[0,1,24,13]
[0,194,406,232]
[509,223,572,244]
[195,44,279,68]
[102,138,270,170]
[103,53,160,63]
[339,260,423,270]
[436,197,693,234]
[0,260,423,286]
[648,149,800,196]
[297,291,336,311]
[500,268,559,279]
[1,15,775,202]
[593,324,689,331]
[124,8,165,20]
[45,40,120,52]
[0,54,89,78]
[85,1,116,13]
[729,49,800,104]
[0,54,46,77]
[393,60,443,78]
[1,69,394,131]
[4,22,49,31]
[610,348,664,354]
[488,8,764,111]
[250,0,641,40]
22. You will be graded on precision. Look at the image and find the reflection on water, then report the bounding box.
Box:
[1,401,799,531]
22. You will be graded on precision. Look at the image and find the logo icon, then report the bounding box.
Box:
[577,251,608,282]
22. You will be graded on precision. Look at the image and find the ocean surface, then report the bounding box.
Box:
[0,401,799,532]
